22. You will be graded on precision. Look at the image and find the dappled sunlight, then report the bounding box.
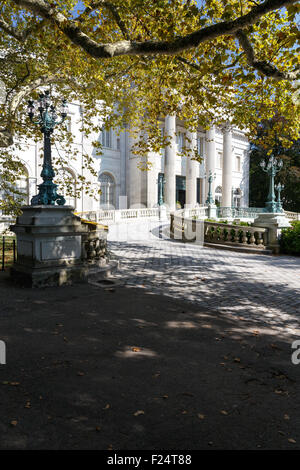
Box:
[109,240,300,338]
[165,320,199,329]
[115,346,158,359]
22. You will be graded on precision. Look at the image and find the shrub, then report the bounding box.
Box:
[280,221,300,255]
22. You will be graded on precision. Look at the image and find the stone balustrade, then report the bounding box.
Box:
[170,212,269,251]
[285,211,300,221]
[76,208,160,224]
[217,207,264,219]
[204,221,268,249]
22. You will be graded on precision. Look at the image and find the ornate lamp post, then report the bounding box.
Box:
[157,174,166,206]
[260,156,283,213]
[205,170,216,205]
[27,90,68,206]
[275,182,284,212]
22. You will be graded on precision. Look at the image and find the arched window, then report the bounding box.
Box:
[1,164,29,214]
[99,172,115,209]
[54,168,76,208]
[215,185,222,205]
[16,168,29,205]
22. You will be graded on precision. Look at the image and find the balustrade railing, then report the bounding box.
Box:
[204,221,268,249]
[217,207,264,219]
[170,212,269,250]
[285,211,300,221]
[75,207,160,224]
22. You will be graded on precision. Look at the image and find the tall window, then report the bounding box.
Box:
[54,168,76,208]
[101,128,112,148]
[99,172,115,209]
[176,132,185,153]
[215,185,222,205]
[235,156,241,172]
[16,173,29,205]
[2,165,29,214]
[233,188,242,208]
[197,136,204,157]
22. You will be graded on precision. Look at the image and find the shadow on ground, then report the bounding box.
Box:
[0,271,299,450]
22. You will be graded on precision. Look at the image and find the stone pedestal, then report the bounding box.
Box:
[10,205,108,287]
[253,212,291,254]
[159,205,168,221]
[207,204,217,219]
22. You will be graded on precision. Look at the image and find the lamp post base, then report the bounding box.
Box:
[9,206,108,287]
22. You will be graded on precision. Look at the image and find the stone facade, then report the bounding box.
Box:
[6,102,250,213]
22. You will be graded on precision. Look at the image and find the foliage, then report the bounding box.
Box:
[249,118,300,211]
[280,220,300,255]
[0,0,299,214]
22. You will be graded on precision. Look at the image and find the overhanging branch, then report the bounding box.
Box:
[11,0,298,58]
[236,29,300,81]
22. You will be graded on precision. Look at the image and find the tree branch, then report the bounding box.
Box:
[77,1,130,40]
[236,29,300,81]
[11,0,298,59]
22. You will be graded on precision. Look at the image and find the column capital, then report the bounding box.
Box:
[221,122,233,134]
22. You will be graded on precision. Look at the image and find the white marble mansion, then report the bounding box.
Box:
[11,101,250,213]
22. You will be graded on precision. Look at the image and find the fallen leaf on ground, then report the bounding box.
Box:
[77,371,85,376]
[103,404,110,410]
[288,438,296,444]
[10,420,18,426]
[24,401,31,409]
[197,414,205,420]
[134,410,145,416]
[132,347,141,352]
[220,410,228,415]
[284,414,290,420]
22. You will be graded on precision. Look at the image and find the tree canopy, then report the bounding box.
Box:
[0,0,299,211]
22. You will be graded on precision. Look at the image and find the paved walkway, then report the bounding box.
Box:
[1,232,300,449]
[110,238,300,337]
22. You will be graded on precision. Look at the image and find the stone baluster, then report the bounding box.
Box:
[249,230,256,245]
[241,229,248,245]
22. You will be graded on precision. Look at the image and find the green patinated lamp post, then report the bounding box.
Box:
[27,90,68,206]
[205,170,216,205]
[275,182,284,213]
[260,156,283,213]
[158,174,166,206]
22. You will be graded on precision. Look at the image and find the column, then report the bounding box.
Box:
[185,130,197,207]
[222,125,233,207]
[205,127,216,202]
[127,131,147,208]
[164,114,176,211]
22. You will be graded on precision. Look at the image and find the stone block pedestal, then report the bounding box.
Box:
[207,204,217,219]
[10,205,108,287]
[253,212,291,254]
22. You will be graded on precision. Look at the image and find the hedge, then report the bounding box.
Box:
[280,221,300,255]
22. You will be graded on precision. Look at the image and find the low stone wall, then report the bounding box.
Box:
[170,212,270,252]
